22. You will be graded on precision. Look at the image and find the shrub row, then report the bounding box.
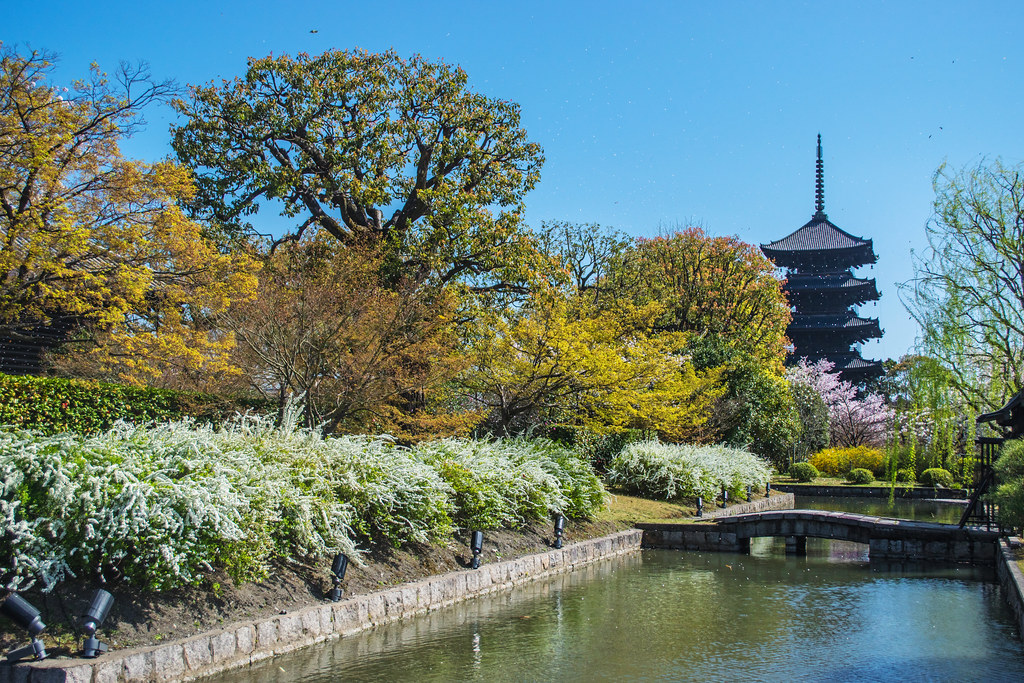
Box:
[0,416,605,593]
[809,446,885,477]
[0,373,273,434]
[605,442,772,501]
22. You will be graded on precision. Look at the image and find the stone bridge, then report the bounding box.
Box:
[637,510,1002,563]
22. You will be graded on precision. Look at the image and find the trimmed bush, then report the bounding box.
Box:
[895,467,917,483]
[845,468,874,485]
[0,373,273,434]
[809,446,885,477]
[0,415,607,593]
[606,442,772,501]
[414,437,606,530]
[788,461,819,482]
[919,467,954,488]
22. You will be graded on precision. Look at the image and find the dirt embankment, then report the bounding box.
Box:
[0,519,629,657]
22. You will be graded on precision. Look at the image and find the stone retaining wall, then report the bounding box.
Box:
[996,538,1024,641]
[0,530,642,683]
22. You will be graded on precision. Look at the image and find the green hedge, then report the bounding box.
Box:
[547,424,655,471]
[0,373,273,434]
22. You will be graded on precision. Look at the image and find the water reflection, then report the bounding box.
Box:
[794,494,967,523]
[210,547,1023,683]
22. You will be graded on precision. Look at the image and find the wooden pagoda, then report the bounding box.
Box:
[761,136,883,383]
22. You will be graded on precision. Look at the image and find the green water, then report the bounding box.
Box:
[211,545,1024,682]
[794,494,967,524]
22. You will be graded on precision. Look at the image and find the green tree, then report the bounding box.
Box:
[172,49,545,297]
[617,227,791,369]
[902,159,1024,412]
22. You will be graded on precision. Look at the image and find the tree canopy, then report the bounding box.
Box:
[0,45,257,386]
[172,49,546,295]
[902,159,1024,412]
[614,228,791,368]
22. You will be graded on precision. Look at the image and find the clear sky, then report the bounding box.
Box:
[8,1,1024,361]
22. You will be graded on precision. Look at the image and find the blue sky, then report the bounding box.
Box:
[8,1,1024,360]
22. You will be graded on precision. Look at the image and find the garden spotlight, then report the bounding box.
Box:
[720,485,728,508]
[81,589,114,658]
[328,553,349,602]
[470,531,484,569]
[696,497,703,517]
[553,514,566,549]
[1,594,48,662]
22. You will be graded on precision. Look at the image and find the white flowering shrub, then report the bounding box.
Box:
[606,441,772,501]
[414,438,606,529]
[1,415,607,593]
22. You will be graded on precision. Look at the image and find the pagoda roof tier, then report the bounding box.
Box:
[784,273,879,308]
[761,214,877,270]
[787,313,882,341]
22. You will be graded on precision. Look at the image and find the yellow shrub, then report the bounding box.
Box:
[809,446,885,477]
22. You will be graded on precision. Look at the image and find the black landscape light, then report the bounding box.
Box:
[553,514,566,550]
[720,485,728,508]
[696,497,703,517]
[747,485,752,501]
[470,530,484,569]
[766,481,771,496]
[81,588,114,658]
[328,553,349,602]
[1,593,48,662]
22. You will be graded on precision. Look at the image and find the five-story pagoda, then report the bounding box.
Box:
[761,136,883,383]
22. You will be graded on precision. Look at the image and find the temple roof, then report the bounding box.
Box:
[761,215,875,257]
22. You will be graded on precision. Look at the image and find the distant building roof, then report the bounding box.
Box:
[763,216,873,254]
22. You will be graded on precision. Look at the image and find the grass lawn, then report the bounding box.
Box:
[596,490,695,525]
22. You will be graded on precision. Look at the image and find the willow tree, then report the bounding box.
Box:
[172,49,546,298]
[902,160,1024,412]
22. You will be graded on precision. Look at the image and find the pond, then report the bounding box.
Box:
[209,545,1024,682]
[793,494,968,524]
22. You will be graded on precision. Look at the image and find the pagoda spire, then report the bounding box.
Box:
[814,133,826,219]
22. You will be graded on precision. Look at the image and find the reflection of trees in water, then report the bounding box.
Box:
[207,549,1022,683]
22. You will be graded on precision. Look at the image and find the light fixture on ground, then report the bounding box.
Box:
[696,497,703,517]
[81,589,114,658]
[328,553,348,602]
[470,531,484,569]
[720,485,728,508]
[553,514,566,549]
[1,594,48,662]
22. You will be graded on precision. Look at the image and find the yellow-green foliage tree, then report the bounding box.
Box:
[461,295,724,440]
[0,46,257,388]
[619,227,791,369]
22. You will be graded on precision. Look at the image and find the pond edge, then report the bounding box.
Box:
[1,530,643,683]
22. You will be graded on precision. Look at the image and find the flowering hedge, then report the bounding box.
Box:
[0,416,605,593]
[606,441,772,500]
